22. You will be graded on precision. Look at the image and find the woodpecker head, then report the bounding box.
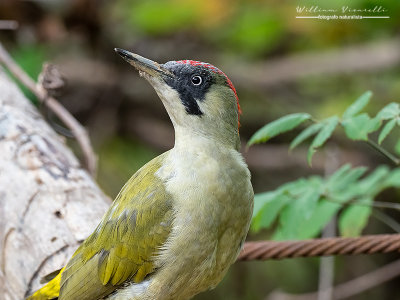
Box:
[115,48,241,149]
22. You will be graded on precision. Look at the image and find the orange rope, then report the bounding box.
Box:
[237,234,400,261]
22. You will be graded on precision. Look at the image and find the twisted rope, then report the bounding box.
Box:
[237,234,400,261]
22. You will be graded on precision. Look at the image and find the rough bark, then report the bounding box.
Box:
[0,68,110,300]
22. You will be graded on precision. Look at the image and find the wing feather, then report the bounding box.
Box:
[58,153,173,300]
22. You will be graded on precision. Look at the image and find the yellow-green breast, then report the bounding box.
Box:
[135,137,254,300]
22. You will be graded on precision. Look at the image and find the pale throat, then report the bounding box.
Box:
[172,125,240,153]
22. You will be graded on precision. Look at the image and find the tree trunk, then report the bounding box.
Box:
[0,68,110,300]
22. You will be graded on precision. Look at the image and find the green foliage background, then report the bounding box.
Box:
[250,93,400,240]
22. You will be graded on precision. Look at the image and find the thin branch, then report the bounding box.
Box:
[333,259,400,299]
[324,196,400,211]
[365,201,400,210]
[366,139,400,166]
[318,219,336,300]
[267,259,400,300]
[372,209,400,233]
[0,42,97,176]
[318,148,339,300]
[0,20,18,30]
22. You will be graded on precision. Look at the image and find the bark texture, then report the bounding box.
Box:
[0,69,110,300]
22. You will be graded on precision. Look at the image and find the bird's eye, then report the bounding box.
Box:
[191,75,202,86]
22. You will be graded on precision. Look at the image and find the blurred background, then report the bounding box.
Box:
[1,0,400,299]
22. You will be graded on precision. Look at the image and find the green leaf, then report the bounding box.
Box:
[251,192,290,232]
[356,166,389,196]
[252,191,278,217]
[339,200,372,237]
[325,167,366,204]
[342,91,372,119]
[327,166,367,201]
[369,116,382,132]
[273,183,321,240]
[296,199,341,239]
[342,113,381,141]
[248,113,311,145]
[384,169,400,188]
[326,164,352,185]
[278,177,310,194]
[307,116,338,165]
[378,119,397,144]
[290,122,323,150]
[376,103,400,120]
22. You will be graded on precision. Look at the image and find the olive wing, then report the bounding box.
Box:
[59,154,173,300]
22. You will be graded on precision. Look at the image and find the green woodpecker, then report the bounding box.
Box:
[27,49,254,300]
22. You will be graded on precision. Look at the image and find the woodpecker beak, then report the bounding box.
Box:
[114,48,174,79]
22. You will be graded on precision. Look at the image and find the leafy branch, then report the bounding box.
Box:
[248,91,400,166]
[252,165,400,240]
[249,91,400,240]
